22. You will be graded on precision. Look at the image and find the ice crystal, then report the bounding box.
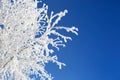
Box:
[0,0,78,80]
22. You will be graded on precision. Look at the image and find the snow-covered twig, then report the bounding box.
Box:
[0,0,78,80]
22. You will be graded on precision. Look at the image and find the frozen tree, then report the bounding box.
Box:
[0,0,78,80]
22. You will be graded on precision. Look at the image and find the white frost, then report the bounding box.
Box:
[0,0,78,80]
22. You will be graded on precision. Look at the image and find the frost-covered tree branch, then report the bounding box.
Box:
[0,0,78,80]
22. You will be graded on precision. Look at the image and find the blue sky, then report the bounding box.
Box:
[42,0,120,80]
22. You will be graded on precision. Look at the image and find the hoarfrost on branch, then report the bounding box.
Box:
[0,0,78,80]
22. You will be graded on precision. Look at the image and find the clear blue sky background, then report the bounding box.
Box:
[39,0,120,80]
